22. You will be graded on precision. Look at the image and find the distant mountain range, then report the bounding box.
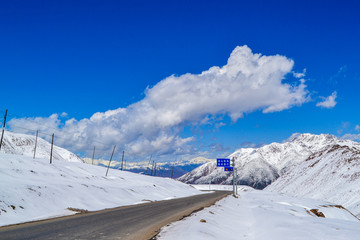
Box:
[83,156,214,178]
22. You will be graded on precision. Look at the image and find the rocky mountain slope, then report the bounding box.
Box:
[0,130,83,162]
[266,142,360,217]
[179,133,360,189]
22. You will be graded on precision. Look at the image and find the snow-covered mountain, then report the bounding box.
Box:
[266,142,360,217]
[0,130,83,162]
[179,133,359,189]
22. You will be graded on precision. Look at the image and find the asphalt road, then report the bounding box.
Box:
[0,191,230,240]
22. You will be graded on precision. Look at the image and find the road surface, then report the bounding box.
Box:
[0,191,230,240]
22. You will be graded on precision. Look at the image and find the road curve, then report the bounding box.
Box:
[0,191,230,240]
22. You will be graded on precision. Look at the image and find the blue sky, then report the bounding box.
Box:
[1,0,360,160]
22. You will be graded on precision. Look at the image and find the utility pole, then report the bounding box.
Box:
[33,130,38,159]
[50,133,54,164]
[231,157,235,196]
[106,145,116,176]
[121,151,124,170]
[91,146,96,165]
[150,161,155,176]
[235,167,238,195]
[0,109,8,151]
[145,155,152,175]
[154,163,157,176]
[170,165,174,178]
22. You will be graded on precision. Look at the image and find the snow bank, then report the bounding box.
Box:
[0,152,200,227]
[157,187,360,240]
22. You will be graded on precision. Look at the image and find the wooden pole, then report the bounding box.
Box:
[50,133,54,164]
[235,168,238,195]
[121,151,124,170]
[91,146,95,165]
[231,157,235,196]
[33,130,38,159]
[150,161,154,176]
[106,145,116,176]
[154,163,157,176]
[0,109,8,151]
[145,155,152,175]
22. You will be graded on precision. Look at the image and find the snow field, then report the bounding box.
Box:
[157,186,360,240]
[0,152,201,227]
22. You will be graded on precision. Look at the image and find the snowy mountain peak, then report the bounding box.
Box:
[286,133,338,145]
[186,157,215,164]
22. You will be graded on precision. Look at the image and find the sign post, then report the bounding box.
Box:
[235,167,238,195]
[231,157,235,196]
[217,158,237,196]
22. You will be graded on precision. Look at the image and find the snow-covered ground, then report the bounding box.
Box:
[190,184,235,191]
[157,186,360,240]
[0,152,201,227]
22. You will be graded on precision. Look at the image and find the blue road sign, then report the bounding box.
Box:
[217,158,230,167]
[224,167,233,171]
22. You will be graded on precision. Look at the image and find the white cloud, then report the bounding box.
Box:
[355,125,360,131]
[316,91,337,109]
[293,68,306,78]
[330,65,347,85]
[8,45,309,157]
[8,114,62,134]
[341,133,360,141]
